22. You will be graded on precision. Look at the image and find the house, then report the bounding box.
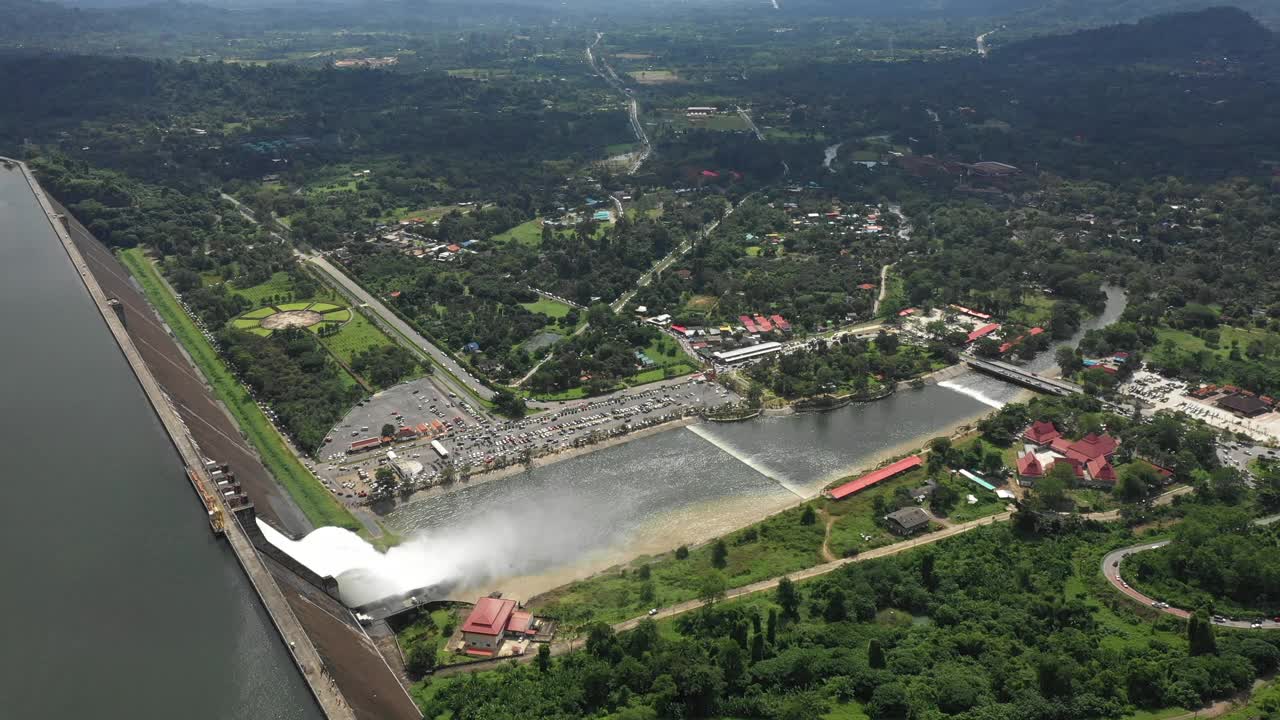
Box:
[966,323,1000,343]
[460,597,544,657]
[460,597,517,656]
[1023,420,1061,445]
[828,456,924,500]
[885,507,932,536]
[1016,452,1044,485]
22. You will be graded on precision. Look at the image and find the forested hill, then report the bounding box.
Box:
[783,0,1277,25]
[996,7,1275,64]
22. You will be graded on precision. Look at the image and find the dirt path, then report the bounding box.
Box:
[820,511,837,563]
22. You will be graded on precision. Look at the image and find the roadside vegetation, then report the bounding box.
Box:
[119,248,360,530]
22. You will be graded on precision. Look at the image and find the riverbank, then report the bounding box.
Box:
[8,158,355,720]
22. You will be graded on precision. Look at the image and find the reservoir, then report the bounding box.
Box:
[0,165,321,719]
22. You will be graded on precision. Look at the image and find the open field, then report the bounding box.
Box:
[493,218,544,246]
[520,297,574,319]
[119,248,360,530]
[229,271,295,305]
[631,69,680,84]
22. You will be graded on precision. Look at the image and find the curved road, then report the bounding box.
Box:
[1104,516,1280,630]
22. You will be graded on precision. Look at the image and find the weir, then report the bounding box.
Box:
[937,377,1007,409]
[9,158,356,720]
[686,424,807,498]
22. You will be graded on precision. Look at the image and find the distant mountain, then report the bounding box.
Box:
[783,0,1277,26]
[995,6,1275,64]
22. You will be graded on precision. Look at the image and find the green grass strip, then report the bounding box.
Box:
[119,248,360,531]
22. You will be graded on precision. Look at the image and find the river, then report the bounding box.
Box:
[0,165,321,719]
[369,285,1127,601]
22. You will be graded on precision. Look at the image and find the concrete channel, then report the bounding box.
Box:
[10,158,358,720]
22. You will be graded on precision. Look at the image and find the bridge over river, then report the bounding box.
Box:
[967,358,1083,396]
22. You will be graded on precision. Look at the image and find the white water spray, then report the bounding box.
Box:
[257,489,626,607]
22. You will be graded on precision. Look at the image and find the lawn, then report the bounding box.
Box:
[229,271,294,305]
[119,248,360,531]
[1155,324,1280,359]
[1008,293,1056,328]
[493,218,544,247]
[520,297,574,319]
[229,273,416,386]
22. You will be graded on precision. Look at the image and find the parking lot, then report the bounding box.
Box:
[314,375,738,502]
[1121,370,1280,444]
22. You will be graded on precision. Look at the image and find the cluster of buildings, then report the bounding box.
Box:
[347,419,454,454]
[372,225,479,262]
[333,56,399,68]
[1015,421,1122,489]
[1190,384,1279,418]
[773,202,889,235]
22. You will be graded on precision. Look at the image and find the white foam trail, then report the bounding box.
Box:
[937,379,1005,409]
[686,424,806,498]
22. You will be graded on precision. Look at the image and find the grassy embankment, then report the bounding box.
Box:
[119,248,360,531]
[529,436,1008,626]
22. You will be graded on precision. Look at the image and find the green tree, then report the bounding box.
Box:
[536,642,551,673]
[405,642,436,677]
[711,539,728,569]
[1189,610,1217,656]
[675,545,689,560]
[823,588,848,622]
[868,638,886,669]
[776,577,800,620]
[800,505,817,525]
[380,423,395,438]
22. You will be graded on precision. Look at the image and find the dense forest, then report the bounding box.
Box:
[1127,505,1280,617]
[422,523,1280,719]
[220,327,360,452]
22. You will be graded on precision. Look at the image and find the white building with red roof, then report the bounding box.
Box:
[459,597,546,657]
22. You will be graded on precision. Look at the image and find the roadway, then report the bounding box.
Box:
[1103,513,1280,630]
[302,252,498,407]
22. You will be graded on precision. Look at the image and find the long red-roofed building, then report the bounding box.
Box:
[828,455,923,500]
[967,323,1000,343]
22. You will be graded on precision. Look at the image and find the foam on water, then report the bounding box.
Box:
[937,378,1006,409]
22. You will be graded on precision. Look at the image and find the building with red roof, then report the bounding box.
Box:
[770,315,791,333]
[461,597,517,656]
[348,436,385,453]
[1016,452,1044,480]
[857,283,877,290]
[898,307,917,317]
[754,315,774,332]
[1023,420,1061,445]
[739,315,758,333]
[1022,424,1119,487]
[966,323,1000,343]
[828,456,923,500]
